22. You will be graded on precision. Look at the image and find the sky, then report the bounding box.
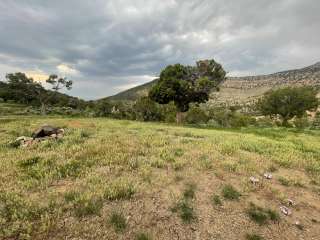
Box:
[0,0,319,100]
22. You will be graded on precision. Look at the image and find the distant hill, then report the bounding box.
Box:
[106,79,159,101]
[105,62,320,106]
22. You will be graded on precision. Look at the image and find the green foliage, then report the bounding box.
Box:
[183,183,196,200]
[211,194,222,206]
[94,99,113,117]
[171,200,196,223]
[0,191,51,239]
[246,233,265,240]
[311,112,320,129]
[135,232,152,240]
[109,212,127,233]
[222,185,241,200]
[185,106,209,124]
[207,107,256,128]
[149,60,225,122]
[247,203,279,225]
[293,116,310,129]
[258,87,319,126]
[104,179,135,201]
[0,72,84,113]
[134,97,162,121]
[171,183,197,223]
[73,196,103,218]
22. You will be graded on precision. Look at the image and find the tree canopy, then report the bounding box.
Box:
[258,86,319,125]
[149,59,226,122]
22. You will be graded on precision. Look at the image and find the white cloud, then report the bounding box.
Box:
[57,64,80,76]
[0,0,319,99]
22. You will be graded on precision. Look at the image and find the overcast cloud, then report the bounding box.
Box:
[0,0,319,99]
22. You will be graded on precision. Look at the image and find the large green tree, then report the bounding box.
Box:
[149,59,226,123]
[258,86,319,126]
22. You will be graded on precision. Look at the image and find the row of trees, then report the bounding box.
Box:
[148,59,319,126]
[0,59,319,127]
[0,72,86,114]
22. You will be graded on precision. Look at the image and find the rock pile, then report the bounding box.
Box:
[12,125,64,148]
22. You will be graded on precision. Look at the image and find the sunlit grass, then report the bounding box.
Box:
[0,116,320,239]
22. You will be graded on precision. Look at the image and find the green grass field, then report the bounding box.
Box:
[0,117,320,239]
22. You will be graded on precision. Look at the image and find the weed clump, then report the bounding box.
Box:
[247,203,280,225]
[212,194,222,206]
[183,183,196,200]
[109,212,127,233]
[135,232,152,240]
[246,233,265,240]
[171,183,197,223]
[171,200,196,223]
[104,179,135,201]
[73,196,103,218]
[222,184,241,200]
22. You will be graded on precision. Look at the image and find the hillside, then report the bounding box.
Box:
[1,117,320,239]
[107,79,159,101]
[107,62,320,105]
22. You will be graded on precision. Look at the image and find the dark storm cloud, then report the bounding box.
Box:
[0,0,319,99]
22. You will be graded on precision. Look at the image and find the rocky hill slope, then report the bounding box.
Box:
[107,62,320,106]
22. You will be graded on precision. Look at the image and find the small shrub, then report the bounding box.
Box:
[0,192,45,239]
[18,156,41,168]
[73,196,103,218]
[278,176,290,186]
[150,158,166,168]
[135,232,152,240]
[293,116,310,129]
[80,129,92,138]
[198,155,213,170]
[57,160,87,178]
[173,148,184,157]
[64,190,80,203]
[246,233,265,240]
[212,195,222,206]
[222,185,241,200]
[247,203,279,225]
[185,106,209,124]
[183,183,196,200]
[104,179,135,201]
[171,200,196,223]
[109,212,127,233]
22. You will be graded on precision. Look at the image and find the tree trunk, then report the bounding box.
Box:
[40,103,46,115]
[176,112,186,124]
[282,118,290,127]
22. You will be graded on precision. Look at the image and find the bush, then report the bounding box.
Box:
[134,97,162,122]
[109,212,127,233]
[185,106,209,124]
[293,116,310,129]
[229,112,256,128]
[257,87,319,126]
[222,184,241,200]
[104,178,135,201]
[247,203,279,225]
[311,112,320,129]
[207,107,256,128]
[171,200,196,223]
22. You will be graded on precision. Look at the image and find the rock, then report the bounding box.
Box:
[280,206,292,216]
[295,221,304,230]
[287,199,294,206]
[50,134,57,138]
[32,125,64,139]
[264,172,272,179]
[250,176,260,184]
